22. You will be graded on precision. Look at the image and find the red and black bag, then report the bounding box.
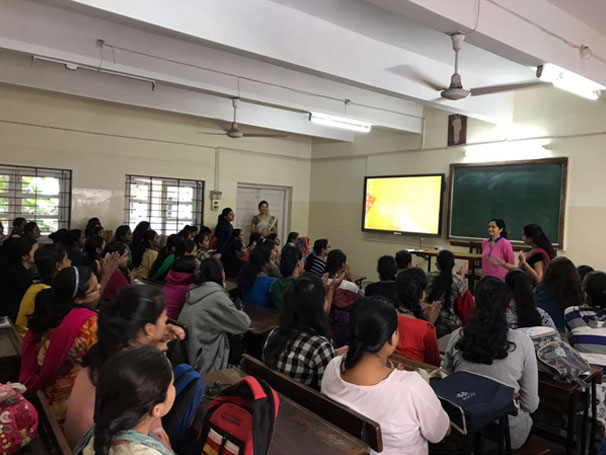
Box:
[191,376,279,455]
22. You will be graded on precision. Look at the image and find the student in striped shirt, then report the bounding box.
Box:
[304,239,331,278]
[565,271,606,368]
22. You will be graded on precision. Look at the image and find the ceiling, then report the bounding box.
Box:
[0,0,604,141]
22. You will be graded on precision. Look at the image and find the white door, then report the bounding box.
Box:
[236,184,289,243]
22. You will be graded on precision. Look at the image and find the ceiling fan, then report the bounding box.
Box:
[422,33,547,101]
[200,97,288,138]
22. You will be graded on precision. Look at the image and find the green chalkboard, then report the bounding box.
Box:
[448,158,567,245]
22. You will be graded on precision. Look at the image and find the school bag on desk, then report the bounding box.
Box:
[517,326,592,388]
[0,383,38,455]
[190,376,279,455]
[430,371,517,435]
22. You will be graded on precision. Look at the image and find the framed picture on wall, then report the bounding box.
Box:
[448,114,467,146]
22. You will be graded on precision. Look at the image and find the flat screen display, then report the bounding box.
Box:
[362,174,444,236]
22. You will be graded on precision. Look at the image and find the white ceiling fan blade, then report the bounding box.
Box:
[198,132,228,136]
[242,133,288,138]
[470,81,549,96]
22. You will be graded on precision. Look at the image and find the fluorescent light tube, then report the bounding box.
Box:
[309,113,371,133]
[537,64,604,100]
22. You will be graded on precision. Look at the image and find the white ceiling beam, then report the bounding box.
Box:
[368,0,606,87]
[36,0,517,122]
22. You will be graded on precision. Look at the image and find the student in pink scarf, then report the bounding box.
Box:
[162,256,199,319]
[64,285,185,449]
[20,266,100,421]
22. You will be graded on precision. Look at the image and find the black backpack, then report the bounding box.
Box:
[190,376,279,455]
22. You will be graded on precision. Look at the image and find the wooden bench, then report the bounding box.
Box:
[242,354,382,452]
[19,392,71,455]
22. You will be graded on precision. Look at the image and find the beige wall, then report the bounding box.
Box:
[309,86,606,279]
[0,83,312,234]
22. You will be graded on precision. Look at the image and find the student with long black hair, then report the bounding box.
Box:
[443,276,538,449]
[180,258,250,375]
[20,266,100,420]
[505,269,557,331]
[270,246,304,310]
[149,234,181,282]
[114,225,134,269]
[519,223,555,284]
[535,256,584,329]
[65,285,183,448]
[15,244,72,338]
[264,275,341,389]
[137,230,161,279]
[237,246,276,307]
[304,239,330,278]
[84,217,101,239]
[221,238,246,279]
[0,236,38,320]
[131,221,151,268]
[395,268,441,366]
[67,229,86,266]
[75,345,175,455]
[322,296,450,455]
[101,242,131,300]
[426,250,467,337]
[83,236,105,278]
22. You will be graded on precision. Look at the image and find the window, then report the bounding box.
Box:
[0,165,71,234]
[124,175,204,235]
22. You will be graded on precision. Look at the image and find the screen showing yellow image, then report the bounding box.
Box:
[363,175,443,234]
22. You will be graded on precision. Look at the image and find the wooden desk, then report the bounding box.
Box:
[195,368,369,455]
[0,325,22,383]
[408,249,482,291]
[242,302,280,337]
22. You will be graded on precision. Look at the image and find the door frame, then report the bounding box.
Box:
[236,182,292,242]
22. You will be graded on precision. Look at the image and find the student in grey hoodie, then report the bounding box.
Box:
[179,257,251,374]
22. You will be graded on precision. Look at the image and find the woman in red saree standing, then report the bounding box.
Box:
[19,266,100,421]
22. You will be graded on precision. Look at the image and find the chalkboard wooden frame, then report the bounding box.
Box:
[362,173,446,237]
[447,158,568,247]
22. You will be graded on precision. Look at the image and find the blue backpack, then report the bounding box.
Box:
[162,364,204,454]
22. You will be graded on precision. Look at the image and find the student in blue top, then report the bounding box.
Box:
[237,245,276,308]
[535,257,583,330]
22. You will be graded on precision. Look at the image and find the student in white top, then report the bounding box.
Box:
[325,249,361,294]
[321,296,450,455]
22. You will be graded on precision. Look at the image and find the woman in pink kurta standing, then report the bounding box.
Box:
[482,219,515,281]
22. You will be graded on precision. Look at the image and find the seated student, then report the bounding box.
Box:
[264,275,343,390]
[505,269,558,331]
[365,255,397,305]
[130,221,151,268]
[83,236,105,278]
[64,285,184,448]
[322,297,450,455]
[148,234,182,282]
[67,229,86,266]
[178,224,198,240]
[194,228,212,262]
[535,257,584,330]
[304,239,331,278]
[241,233,262,262]
[74,345,175,455]
[443,276,539,449]
[180,258,250,375]
[282,231,299,253]
[15,244,72,338]
[162,255,199,319]
[138,230,161,279]
[565,271,606,368]
[263,239,281,278]
[221,238,246,279]
[578,265,595,283]
[395,268,441,366]
[426,250,468,338]
[237,246,276,308]
[395,250,413,273]
[270,246,304,311]
[0,237,38,320]
[326,249,359,294]
[101,242,131,300]
[20,266,100,420]
[23,221,41,240]
[92,225,106,241]
[84,217,101,239]
[114,224,134,269]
